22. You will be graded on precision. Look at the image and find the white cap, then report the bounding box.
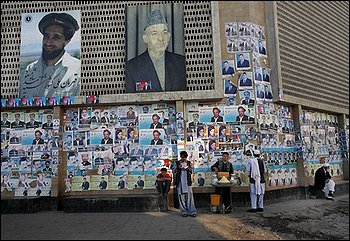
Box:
[254,150,261,155]
[323,163,330,167]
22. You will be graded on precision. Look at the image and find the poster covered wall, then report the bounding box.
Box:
[1,109,58,196]
[61,103,178,192]
[299,110,343,179]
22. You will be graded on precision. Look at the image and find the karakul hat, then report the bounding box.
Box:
[145,9,167,30]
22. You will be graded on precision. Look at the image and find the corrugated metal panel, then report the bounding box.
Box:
[276,1,349,110]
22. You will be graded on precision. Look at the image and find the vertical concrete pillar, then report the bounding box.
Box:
[293,105,308,187]
[176,100,184,113]
[338,114,349,180]
[176,100,184,140]
[292,104,302,131]
[51,106,66,198]
[167,100,185,208]
[218,1,266,60]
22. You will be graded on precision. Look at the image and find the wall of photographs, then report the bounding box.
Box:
[223,21,271,106]
[1,106,345,195]
[2,18,348,198]
[62,103,181,192]
[299,110,344,180]
[219,21,296,188]
[179,21,297,189]
[184,102,257,187]
[260,104,298,187]
[183,102,298,188]
[1,109,59,196]
[2,20,295,195]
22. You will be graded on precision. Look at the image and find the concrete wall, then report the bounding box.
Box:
[1,1,348,203]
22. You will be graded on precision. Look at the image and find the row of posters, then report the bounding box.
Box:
[339,117,349,160]
[1,110,58,130]
[257,102,299,187]
[225,21,267,76]
[1,96,100,108]
[1,96,75,108]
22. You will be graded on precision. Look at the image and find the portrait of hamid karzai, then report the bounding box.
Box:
[125,4,186,93]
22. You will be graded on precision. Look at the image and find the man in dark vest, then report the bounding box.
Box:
[211,152,234,213]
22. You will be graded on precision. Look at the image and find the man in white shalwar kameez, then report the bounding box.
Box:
[245,150,267,212]
[313,161,336,200]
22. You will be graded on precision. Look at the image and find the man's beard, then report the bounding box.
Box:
[42,48,65,61]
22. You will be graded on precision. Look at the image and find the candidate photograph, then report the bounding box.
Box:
[125,4,186,93]
[19,11,81,98]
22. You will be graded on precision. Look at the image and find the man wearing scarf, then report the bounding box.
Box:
[173,151,197,217]
[245,149,267,212]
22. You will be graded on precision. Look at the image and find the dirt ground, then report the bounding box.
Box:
[197,194,349,240]
[195,214,282,240]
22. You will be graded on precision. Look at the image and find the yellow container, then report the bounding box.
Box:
[210,194,221,206]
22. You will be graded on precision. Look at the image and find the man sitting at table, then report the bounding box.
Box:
[211,152,234,213]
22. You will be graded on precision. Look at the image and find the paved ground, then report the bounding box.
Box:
[1,194,349,240]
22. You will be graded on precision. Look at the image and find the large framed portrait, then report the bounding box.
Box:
[11,3,223,104]
[125,3,186,93]
[19,11,81,98]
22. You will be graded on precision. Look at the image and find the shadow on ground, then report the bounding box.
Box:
[1,195,348,240]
